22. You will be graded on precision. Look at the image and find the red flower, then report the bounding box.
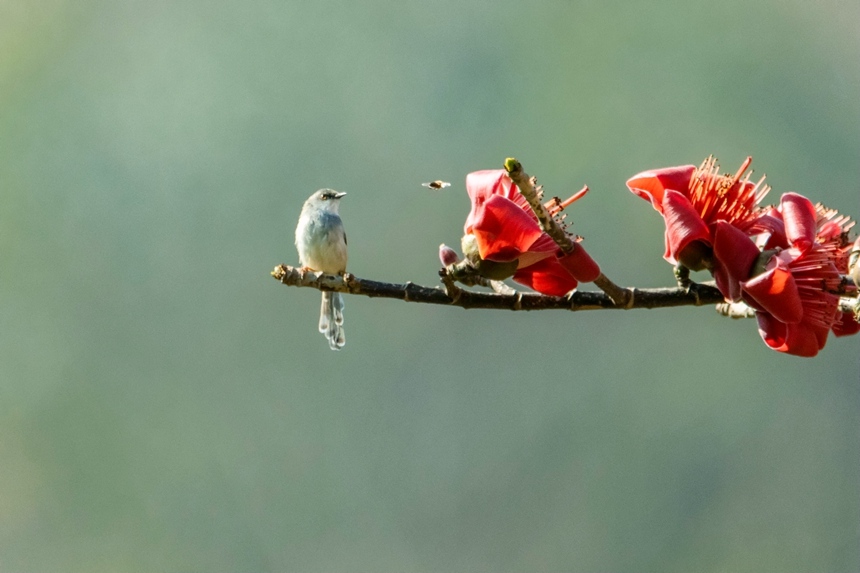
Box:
[756,200,860,339]
[713,193,844,357]
[626,156,770,272]
[463,169,599,296]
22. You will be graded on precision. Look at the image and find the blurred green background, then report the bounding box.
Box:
[1,1,858,571]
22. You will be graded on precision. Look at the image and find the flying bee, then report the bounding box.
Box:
[421,180,451,190]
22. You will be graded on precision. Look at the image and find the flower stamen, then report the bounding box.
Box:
[729,156,753,186]
[687,155,770,229]
[546,185,589,216]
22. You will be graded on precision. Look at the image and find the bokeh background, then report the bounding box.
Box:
[1,1,858,571]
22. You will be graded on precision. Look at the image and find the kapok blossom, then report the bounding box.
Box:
[751,199,860,339]
[626,156,770,274]
[712,193,846,357]
[461,169,599,297]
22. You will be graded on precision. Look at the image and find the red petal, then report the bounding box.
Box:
[626,165,696,213]
[742,265,803,324]
[779,193,817,251]
[513,257,578,296]
[526,233,563,254]
[832,311,860,337]
[712,221,761,281]
[471,195,542,262]
[711,259,740,301]
[756,312,824,357]
[465,170,515,232]
[516,246,556,269]
[556,243,600,283]
[749,212,788,250]
[662,190,711,266]
[817,221,843,242]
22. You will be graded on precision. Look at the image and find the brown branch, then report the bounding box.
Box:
[272,265,859,315]
[271,264,729,311]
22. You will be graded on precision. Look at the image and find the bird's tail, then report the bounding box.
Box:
[319,291,345,350]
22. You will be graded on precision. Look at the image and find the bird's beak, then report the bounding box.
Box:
[335,192,347,199]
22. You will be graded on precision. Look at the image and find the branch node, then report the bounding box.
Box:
[439,269,463,304]
[489,280,517,295]
[674,264,692,290]
[512,292,523,311]
[592,273,633,307]
[271,264,288,281]
[715,301,757,319]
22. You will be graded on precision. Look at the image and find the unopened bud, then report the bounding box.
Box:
[461,234,481,264]
[439,244,460,267]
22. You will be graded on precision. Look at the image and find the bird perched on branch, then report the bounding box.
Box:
[295,189,348,350]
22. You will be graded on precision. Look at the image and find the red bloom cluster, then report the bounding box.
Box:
[450,169,600,297]
[434,158,856,357]
[628,157,857,357]
[628,157,857,356]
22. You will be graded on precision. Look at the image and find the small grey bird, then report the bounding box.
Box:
[295,189,348,350]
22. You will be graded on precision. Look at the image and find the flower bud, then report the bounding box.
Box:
[438,244,460,267]
[460,234,481,264]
